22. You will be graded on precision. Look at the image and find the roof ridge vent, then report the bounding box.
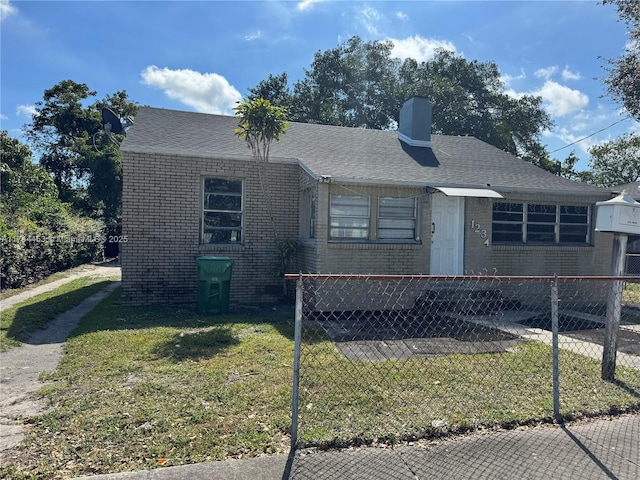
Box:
[398,96,432,148]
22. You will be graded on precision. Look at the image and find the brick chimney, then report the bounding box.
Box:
[398,97,432,147]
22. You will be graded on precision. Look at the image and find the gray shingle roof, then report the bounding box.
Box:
[122,106,612,196]
[613,182,640,199]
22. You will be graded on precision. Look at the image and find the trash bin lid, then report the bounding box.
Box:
[197,256,234,278]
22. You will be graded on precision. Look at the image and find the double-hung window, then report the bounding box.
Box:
[378,197,417,240]
[330,195,370,239]
[492,202,590,245]
[202,177,243,244]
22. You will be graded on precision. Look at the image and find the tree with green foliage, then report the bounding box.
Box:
[234,97,289,165]
[1,130,57,211]
[0,132,104,288]
[602,0,640,121]
[290,36,400,130]
[586,133,640,187]
[234,96,289,239]
[255,36,553,168]
[397,50,553,158]
[247,72,292,110]
[234,97,293,294]
[23,80,138,243]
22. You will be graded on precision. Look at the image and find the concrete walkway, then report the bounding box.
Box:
[457,310,640,369]
[0,263,121,313]
[0,264,121,463]
[69,414,639,479]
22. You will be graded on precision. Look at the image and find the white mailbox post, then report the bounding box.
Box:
[596,192,640,235]
[595,192,640,381]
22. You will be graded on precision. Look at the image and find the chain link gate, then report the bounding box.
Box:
[286,274,640,479]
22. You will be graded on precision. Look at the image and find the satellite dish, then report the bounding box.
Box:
[93,107,134,151]
[102,107,125,135]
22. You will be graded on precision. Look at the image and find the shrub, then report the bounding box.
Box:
[0,199,104,289]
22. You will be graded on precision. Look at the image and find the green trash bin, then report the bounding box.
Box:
[197,256,234,314]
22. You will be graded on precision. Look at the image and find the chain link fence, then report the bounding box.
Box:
[286,274,640,478]
[627,253,640,275]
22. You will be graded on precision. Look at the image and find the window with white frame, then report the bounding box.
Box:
[492,202,590,245]
[330,195,370,239]
[378,197,417,240]
[202,177,243,244]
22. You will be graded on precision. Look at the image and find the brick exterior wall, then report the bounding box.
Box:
[122,151,613,307]
[121,151,299,306]
[464,193,612,277]
[313,183,429,274]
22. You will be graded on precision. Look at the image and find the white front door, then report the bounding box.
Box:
[430,193,464,274]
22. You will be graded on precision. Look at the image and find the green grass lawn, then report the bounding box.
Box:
[1,290,295,479]
[624,281,640,306]
[297,341,640,446]
[2,287,639,479]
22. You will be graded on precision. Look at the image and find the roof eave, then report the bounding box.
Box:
[314,176,612,197]
[121,145,299,165]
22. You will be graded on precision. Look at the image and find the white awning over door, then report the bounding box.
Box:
[433,187,503,198]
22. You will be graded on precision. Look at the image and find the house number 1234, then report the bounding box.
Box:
[471,220,490,246]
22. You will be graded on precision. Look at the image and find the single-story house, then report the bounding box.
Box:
[120,97,615,306]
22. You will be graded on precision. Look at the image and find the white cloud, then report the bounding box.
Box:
[140,66,242,115]
[561,66,581,81]
[461,33,476,45]
[244,31,263,41]
[396,11,408,21]
[504,88,522,100]
[501,69,526,87]
[625,39,639,53]
[0,113,8,120]
[551,127,597,155]
[0,0,16,21]
[360,6,382,36]
[389,35,456,62]
[297,0,324,12]
[534,66,558,80]
[16,104,36,117]
[533,81,589,117]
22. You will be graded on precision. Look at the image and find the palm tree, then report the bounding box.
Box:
[234,98,296,295]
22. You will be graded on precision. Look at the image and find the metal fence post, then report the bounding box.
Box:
[551,276,560,421]
[290,275,303,451]
[602,233,627,381]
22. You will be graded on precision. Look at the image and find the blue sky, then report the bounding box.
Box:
[1,0,638,171]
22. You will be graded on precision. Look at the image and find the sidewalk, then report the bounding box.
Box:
[70,414,639,480]
[0,262,121,312]
[0,264,121,463]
